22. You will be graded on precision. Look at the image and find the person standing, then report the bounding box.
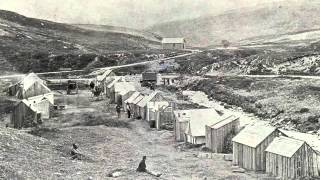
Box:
[116,104,121,118]
[126,102,131,118]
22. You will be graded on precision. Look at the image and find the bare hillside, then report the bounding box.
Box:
[0,10,161,74]
[148,1,320,47]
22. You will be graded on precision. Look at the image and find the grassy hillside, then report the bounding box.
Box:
[0,10,161,73]
[148,1,320,47]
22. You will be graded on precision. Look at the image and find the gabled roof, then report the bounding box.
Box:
[107,77,122,88]
[96,70,113,81]
[210,115,239,129]
[162,38,185,44]
[125,92,141,104]
[132,94,145,105]
[27,93,54,105]
[181,108,223,137]
[265,136,305,158]
[232,122,277,148]
[137,91,163,107]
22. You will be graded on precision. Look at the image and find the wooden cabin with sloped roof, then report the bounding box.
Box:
[232,123,286,171]
[205,115,240,153]
[265,136,320,179]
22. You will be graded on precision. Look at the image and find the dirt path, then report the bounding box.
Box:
[1,90,270,179]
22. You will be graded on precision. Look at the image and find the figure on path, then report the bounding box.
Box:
[126,102,131,118]
[136,156,162,177]
[116,104,121,118]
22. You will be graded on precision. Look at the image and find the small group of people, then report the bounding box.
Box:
[115,102,132,119]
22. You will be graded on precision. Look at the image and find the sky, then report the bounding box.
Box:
[0,0,285,29]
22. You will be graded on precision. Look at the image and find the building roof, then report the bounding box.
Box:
[232,122,277,148]
[27,93,54,105]
[162,38,185,44]
[96,70,113,81]
[132,94,145,105]
[125,92,141,104]
[21,99,39,113]
[107,77,122,88]
[265,136,305,158]
[180,108,223,137]
[137,91,162,107]
[147,101,169,111]
[210,115,239,129]
[114,82,136,95]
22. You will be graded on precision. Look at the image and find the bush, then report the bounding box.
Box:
[299,108,310,113]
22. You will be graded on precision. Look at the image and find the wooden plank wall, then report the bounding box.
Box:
[266,143,319,179]
[207,119,239,153]
[174,119,188,142]
[11,103,37,129]
[233,130,279,171]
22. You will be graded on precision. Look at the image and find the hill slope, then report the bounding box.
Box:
[148,1,320,47]
[0,10,160,73]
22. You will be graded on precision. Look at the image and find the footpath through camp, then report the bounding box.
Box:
[0,89,267,179]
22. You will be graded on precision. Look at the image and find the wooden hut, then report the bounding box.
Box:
[265,136,319,179]
[232,123,285,171]
[136,91,166,122]
[11,99,41,129]
[173,110,190,142]
[155,102,176,130]
[8,73,51,99]
[205,115,240,153]
[184,109,225,145]
[27,93,54,119]
[146,101,171,129]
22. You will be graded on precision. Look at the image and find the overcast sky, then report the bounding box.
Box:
[0,0,287,29]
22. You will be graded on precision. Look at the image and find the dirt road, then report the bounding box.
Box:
[1,90,269,179]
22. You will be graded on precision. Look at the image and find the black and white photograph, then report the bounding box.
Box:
[1,0,320,179]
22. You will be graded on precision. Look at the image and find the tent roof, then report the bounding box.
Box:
[16,73,48,91]
[162,38,185,44]
[107,77,122,88]
[176,108,223,137]
[132,95,145,105]
[125,92,141,104]
[114,82,136,95]
[137,91,161,107]
[232,122,277,148]
[265,136,305,158]
[147,101,169,111]
[210,115,239,129]
[96,70,113,81]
